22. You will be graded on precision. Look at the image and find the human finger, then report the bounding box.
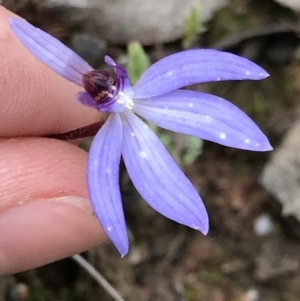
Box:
[0,137,106,275]
[0,6,100,137]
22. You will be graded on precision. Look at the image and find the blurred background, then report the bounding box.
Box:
[1,0,300,300]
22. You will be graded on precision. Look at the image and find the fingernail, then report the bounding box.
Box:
[0,196,105,275]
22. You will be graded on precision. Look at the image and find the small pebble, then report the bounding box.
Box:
[240,288,260,301]
[5,283,29,301]
[254,214,273,236]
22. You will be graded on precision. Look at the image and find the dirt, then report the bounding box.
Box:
[2,0,300,300]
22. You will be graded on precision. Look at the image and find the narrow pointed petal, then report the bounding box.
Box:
[133,49,269,98]
[9,18,93,87]
[134,90,272,151]
[88,114,128,256]
[121,111,209,234]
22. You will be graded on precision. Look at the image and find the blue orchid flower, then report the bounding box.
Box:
[10,18,272,256]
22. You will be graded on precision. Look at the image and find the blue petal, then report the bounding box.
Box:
[76,91,97,108]
[121,111,209,234]
[9,18,93,87]
[134,90,272,151]
[133,49,269,98]
[104,55,132,92]
[87,114,129,256]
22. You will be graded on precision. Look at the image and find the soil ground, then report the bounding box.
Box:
[2,1,300,300]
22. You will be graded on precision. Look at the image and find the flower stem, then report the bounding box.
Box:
[46,121,104,140]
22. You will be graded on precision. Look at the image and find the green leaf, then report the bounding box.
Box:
[127,41,150,84]
[182,135,203,167]
[182,4,205,49]
[148,122,203,168]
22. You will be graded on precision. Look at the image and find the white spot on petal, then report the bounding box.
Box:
[188,102,194,108]
[245,139,250,144]
[131,132,135,137]
[205,115,212,124]
[217,77,221,81]
[143,124,148,129]
[245,70,250,75]
[107,227,112,231]
[168,71,173,76]
[139,151,147,158]
[220,133,226,139]
[106,168,111,173]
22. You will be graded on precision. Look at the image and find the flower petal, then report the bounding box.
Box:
[88,114,129,256]
[134,90,272,151]
[133,49,269,98]
[121,111,209,234]
[104,55,132,92]
[9,18,93,87]
[76,91,97,108]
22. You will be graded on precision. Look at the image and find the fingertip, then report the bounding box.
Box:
[0,6,100,137]
[0,137,107,274]
[0,197,106,275]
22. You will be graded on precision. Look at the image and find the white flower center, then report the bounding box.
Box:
[116,91,134,111]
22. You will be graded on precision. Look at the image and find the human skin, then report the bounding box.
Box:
[0,6,107,275]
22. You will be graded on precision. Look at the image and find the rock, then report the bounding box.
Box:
[5,283,29,301]
[70,33,107,67]
[255,236,300,281]
[45,0,227,45]
[273,0,300,12]
[260,120,300,224]
[238,289,259,301]
[253,214,274,237]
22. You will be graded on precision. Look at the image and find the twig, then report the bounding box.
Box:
[213,23,300,50]
[46,121,104,141]
[72,254,125,301]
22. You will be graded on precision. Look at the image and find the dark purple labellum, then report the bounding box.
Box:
[83,70,115,103]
